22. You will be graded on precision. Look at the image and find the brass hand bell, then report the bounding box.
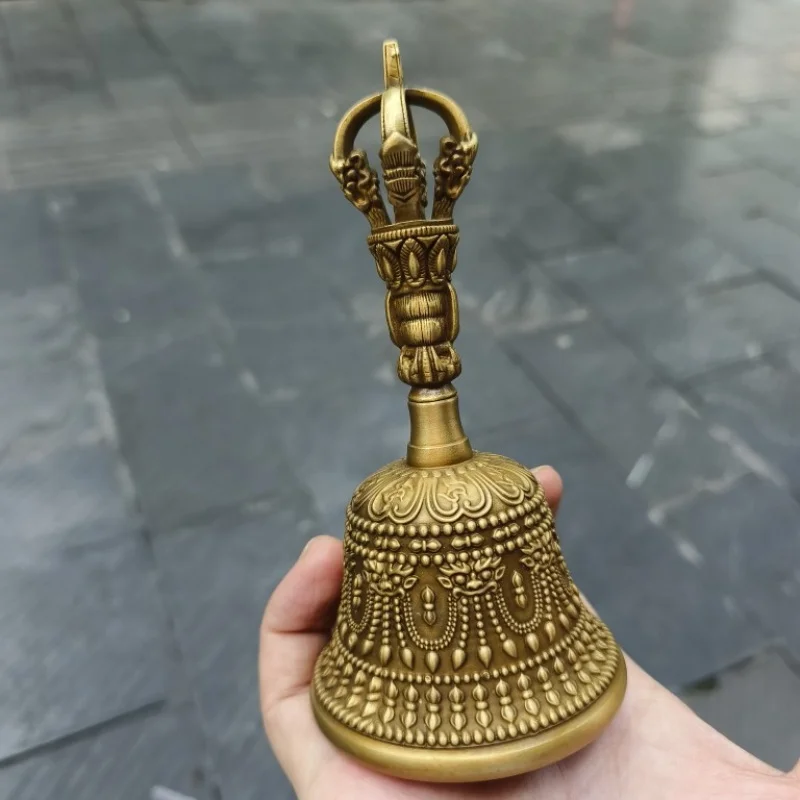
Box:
[311,40,626,783]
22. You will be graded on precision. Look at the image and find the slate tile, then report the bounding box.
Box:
[258,186,367,289]
[0,190,63,293]
[0,351,93,464]
[54,182,180,320]
[456,315,568,433]
[653,234,755,291]
[157,164,272,258]
[604,292,757,379]
[252,146,333,202]
[53,178,155,233]
[214,7,362,98]
[466,258,589,338]
[507,187,606,256]
[469,408,595,473]
[68,6,168,83]
[663,134,750,176]
[605,83,695,118]
[723,125,800,185]
[221,181,377,303]
[56,178,216,372]
[711,217,800,294]
[441,221,522,312]
[756,100,800,139]
[239,3,486,105]
[619,397,752,514]
[460,2,601,63]
[84,269,211,355]
[690,105,753,138]
[539,246,642,286]
[105,332,293,531]
[477,130,590,202]
[626,7,727,60]
[332,3,480,85]
[138,11,260,102]
[612,206,704,262]
[0,535,172,761]
[551,449,767,689]
[662,473,800,659]
[551,446,653,551]
[701,281,800,350]
[691,361,800,495]
[1,2,107,116]
[550,251,676,323]
[573,131,744,207]
[555,234,749,303]
[704,50,796,103]
[781,340,800,375]
[682,650,800,771]
[0,709,212,800]
[680,168,800,230]
[201,252,346,330]
[178,94,333,164]
[276,366,408,535]
[0,440,132,552]
[723,1,800,51]
[153,500,315,800]
[0,285,80,368]
[109,76,187,110]
[547,251,767,378]
[543,155,640,233]
[9,109,190,184]
[472,72,610,132]
[504,320,751,508]
[24,87,108,122]
[502,318,666,469]
[233,314,390,399]
[564,138,670,200]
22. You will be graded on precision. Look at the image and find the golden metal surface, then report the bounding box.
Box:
[312,40,627,782]
[313,658,627,783]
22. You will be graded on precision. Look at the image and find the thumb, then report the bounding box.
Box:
[532,464,563,515]
[259,536,343,786]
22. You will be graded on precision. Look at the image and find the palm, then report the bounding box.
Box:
[260,468,798,800]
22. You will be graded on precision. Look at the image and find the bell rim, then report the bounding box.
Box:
[311,651,627,783]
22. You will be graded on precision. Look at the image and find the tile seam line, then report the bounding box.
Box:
[118,0,197,101]
[147,484,312,539]
[46,184,209,784]
[0,698,165,770]
[55,0,115,110]
[135,172,309,494]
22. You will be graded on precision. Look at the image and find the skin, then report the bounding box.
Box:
[261,466,800,800]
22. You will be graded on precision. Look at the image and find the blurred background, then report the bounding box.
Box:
[0,0,799,797]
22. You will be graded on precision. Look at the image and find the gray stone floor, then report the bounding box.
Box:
[0,0,799,797]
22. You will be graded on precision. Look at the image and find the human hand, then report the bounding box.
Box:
[260,466,800,799]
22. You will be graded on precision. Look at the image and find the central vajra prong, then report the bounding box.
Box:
[329,39,478,388]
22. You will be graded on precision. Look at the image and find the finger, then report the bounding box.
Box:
[532,464,563,515]
[260,536,343,715]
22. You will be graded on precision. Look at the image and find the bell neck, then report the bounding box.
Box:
[406,384,472,468]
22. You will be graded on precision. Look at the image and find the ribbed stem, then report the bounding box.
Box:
[406,383,472,467]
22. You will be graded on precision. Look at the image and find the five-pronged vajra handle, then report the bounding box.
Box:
[330,40,478,388]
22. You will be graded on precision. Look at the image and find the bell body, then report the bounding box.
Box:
[312,444,626,782]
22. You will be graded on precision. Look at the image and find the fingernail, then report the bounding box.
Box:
[532,465,553,476]
[300,538,314,558]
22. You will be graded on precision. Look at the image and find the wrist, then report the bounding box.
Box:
[732,769,800,800]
